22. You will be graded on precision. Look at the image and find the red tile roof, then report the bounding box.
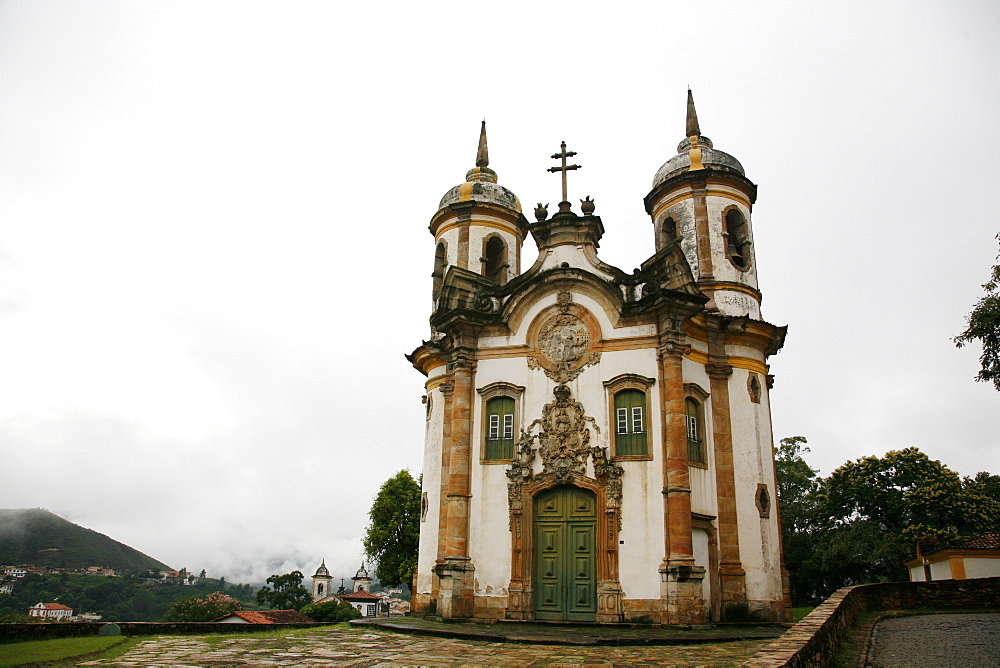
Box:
[338,590,382,601]
[42,603,73,611]
[918,533,1000,555]
[212,610,315,624]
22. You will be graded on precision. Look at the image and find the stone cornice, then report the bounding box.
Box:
[643,169,758,216]
[429,200,530,239]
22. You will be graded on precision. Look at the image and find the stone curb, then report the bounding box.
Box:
[352,617,783,646]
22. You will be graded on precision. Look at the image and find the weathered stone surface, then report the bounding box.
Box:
[743,576,1000,667]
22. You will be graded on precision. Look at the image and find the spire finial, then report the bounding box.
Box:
[476,120,489,168]
[686,88,701,138]
[466,120,497,183]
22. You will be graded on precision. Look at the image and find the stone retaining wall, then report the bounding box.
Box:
[743,576,1000,667]
[0,621,326,644]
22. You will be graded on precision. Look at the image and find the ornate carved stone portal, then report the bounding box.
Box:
[505,383,625,622]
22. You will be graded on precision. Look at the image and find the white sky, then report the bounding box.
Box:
[1,1,997,585]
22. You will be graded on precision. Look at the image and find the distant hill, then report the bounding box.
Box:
[0,508,170,572]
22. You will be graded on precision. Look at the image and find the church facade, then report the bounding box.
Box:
[408,92,790,624]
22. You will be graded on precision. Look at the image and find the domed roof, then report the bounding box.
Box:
[438,121,521,213]
[314,560,330,578]
[652,135,745,187]
[651,89,745,189]
[354,564,369,579]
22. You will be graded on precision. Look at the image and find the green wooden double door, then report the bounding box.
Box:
[533,485,597,621]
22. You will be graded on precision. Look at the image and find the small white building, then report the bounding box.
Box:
[28,602,73,619]
[907,534,1000,582]
[338,589,382,618]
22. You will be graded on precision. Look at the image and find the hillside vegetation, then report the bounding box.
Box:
[0,508,169,571]
[0,572,257,622]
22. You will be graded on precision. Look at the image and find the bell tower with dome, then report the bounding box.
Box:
[430,121,530,304]
[409,96,791,625]
[311,559,332,601]
[646,90,763,320]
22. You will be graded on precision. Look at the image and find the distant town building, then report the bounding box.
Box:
[213,610,314,624]
[311,560,332,601]
[907,533,1000,582]
[338,589,382,618]
[309,561,384,616]
[351,564,372,592]
[28,602,73,620]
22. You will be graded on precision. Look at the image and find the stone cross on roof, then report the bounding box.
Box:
[547,141,581,206]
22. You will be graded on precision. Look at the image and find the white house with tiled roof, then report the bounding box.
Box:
[28,602,73,619]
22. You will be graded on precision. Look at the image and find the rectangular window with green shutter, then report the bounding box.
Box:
[485,396,515,460]
[614,389,647,456]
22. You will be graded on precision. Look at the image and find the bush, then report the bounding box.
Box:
[299,601,362,623]
[164,592,241,622]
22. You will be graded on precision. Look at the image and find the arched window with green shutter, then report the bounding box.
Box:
[485,395,515,460]
[613,389,647,456]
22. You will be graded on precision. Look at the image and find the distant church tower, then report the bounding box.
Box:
[352,564,372,592]
[409,93,790,624]
[311,559,332,601]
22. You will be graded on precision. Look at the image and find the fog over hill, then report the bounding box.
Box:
[0,508,170,572]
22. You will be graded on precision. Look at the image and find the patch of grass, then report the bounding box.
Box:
[0,635,139,667]
[791,606,815,622]
[831,609,883,668]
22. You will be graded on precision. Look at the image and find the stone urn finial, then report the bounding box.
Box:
[580,196,595,215]
[534,202,549,222]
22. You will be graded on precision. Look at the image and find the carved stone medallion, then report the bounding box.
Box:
[538,314,590,366]
[527,292,601,383]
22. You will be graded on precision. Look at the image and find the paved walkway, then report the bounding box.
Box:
[867,613,1000,667]
[84,625,771,666]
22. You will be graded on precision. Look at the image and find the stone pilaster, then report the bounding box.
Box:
[656,332,705,623]
[705,318,746,614]
[438,350,476,618]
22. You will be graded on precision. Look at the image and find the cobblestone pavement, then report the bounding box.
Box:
[867,613,1000,667]
[83,626,769,666]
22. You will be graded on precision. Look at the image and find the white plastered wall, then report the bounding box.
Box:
[415,367,446,596]
[728,364,783,604]
[435,227,461,269]
[929,560,952,580]
[964,557,1000,579]
[692,528,712,604]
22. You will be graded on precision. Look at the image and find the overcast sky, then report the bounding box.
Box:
[1,1,997,586]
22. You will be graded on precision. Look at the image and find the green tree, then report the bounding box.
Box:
[363,470,422,587]
[164,592,241,622]
[813,447,991,591]
[300,600,362,622]
[774,436,824,604]
[255,571,312,610]
[955,234,1000,390]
